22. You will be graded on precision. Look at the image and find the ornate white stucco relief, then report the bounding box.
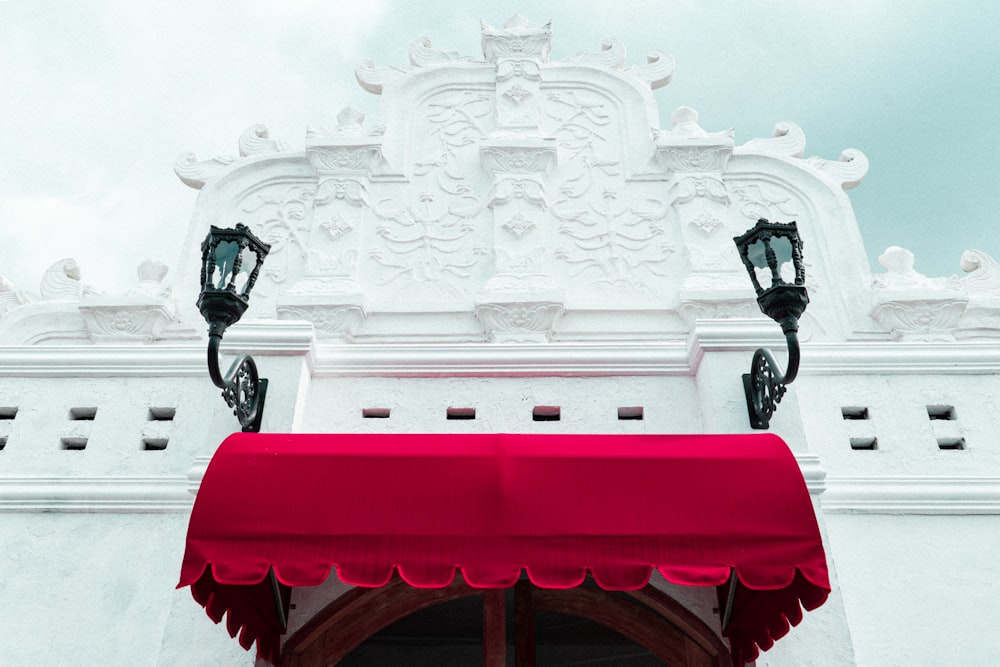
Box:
[0,259,194,345]
[163,16,879,343]
[871,246,969,341]
[956,249,1000,339]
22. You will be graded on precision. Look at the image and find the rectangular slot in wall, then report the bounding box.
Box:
[446,407,476,420]
[0,407,17,420]
[617,406,644,420]
[927,405,956,420]
[143,437,169,451]
[849,437,878,451]
[937,437,966,450]
[841,406,869,420]
[61,437,88,450]
[69,407,98,421]
[148,407,176,421]
[0,436,6,450]
[533,406,561,422]
[362,408,391,419]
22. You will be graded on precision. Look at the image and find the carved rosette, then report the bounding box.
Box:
[474,300,565,343]
[871,297,970,342]
[79,302,176,343]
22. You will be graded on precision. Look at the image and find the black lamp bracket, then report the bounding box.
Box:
[743,325,800,430]
[207,323,267,433]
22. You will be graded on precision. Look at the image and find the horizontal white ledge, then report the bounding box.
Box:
[821,476,1000,514]
[310,343,693,377]
[0,476,193,513]
[0,324,998,377]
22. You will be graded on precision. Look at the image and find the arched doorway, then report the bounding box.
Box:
[282,578,731,666]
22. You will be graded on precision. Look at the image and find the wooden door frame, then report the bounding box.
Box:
[281,577,732,666]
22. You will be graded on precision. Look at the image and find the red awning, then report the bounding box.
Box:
[179,433,829,665]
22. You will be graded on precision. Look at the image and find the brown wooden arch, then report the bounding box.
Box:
[282,577,731,667]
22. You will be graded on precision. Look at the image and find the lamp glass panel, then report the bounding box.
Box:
[212,240,241,290]
[235,245,259,297]
[770,235,795,285]
[746,238,770,268]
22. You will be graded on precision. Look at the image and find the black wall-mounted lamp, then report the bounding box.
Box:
[733,219,810,429]
[197,224,271,432]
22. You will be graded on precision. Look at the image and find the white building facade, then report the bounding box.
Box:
[2,16,999,666]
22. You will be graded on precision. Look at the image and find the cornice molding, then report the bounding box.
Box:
[0,320,998,378]
[0,476,193,513]
[309,342,692,378]
[821,476,1000,514]
[795,453,826,496]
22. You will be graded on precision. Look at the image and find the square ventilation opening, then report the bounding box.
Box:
[927,405,956,421]
[148,407,176,421]
[69,407,98,421]
[617,406,644,421]
[533,406,561,422]
[447,407,476,420]
[0,407,17,420]
[362,408,391,419]
[841,406,869,420]
[849,437,878,451]
[937,437,966,451]
[143,437,169,451]
[61,437,88,450]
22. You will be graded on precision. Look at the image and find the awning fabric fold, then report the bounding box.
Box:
[179,432,829,665]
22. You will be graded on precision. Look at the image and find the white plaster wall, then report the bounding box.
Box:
[0,512,251,667]
[798,373,1000,479]
[824,514,1000,667]
[297,375,702,434]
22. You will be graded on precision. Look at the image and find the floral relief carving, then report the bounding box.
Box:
[730,184,799,222]
[474,301,564,343]
[480,148,555,175]
[414,91,494,174]
[553,189,672,288]
[369,193,485,291]
[871,247,968,341]
[544,91,613,159]
[670,176,730,206]
[307,146,383,174]
[238,184,315,284]
[481,16,552,63]
[488,178,548,209]
[315,178,369,207]
[276,304,366,340]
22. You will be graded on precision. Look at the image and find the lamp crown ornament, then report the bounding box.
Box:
[196,224,271,432]
[733,219,810,429]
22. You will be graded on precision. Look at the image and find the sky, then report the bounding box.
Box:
[1,0,998,294]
